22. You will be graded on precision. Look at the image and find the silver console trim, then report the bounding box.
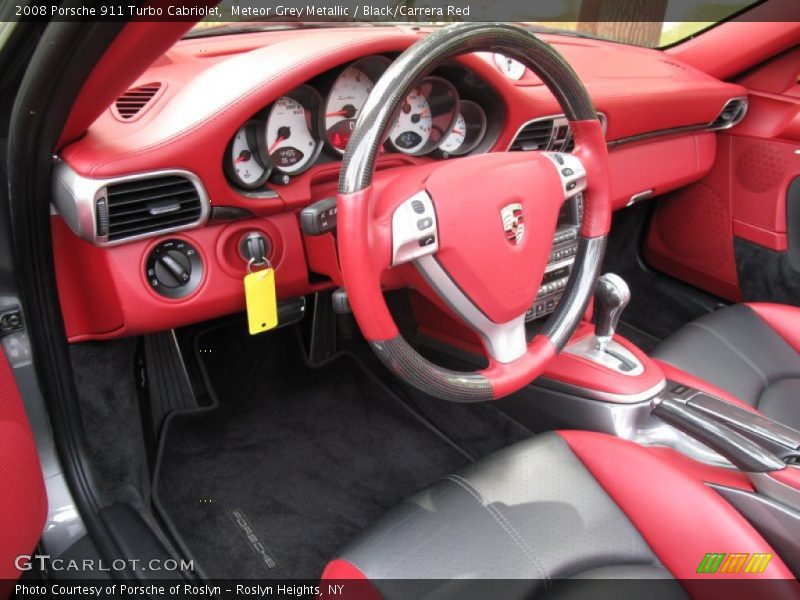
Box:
[537,376,666,404]
[564,336,645,377]
[750,470,800,511]
[51,160,211,247]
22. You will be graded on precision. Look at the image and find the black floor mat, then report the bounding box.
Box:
[153,323,471,580]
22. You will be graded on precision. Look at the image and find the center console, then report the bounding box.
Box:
[525,194,581,321]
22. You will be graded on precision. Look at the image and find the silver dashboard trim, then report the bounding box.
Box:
[51,161,211,247]
[707,96,749,131]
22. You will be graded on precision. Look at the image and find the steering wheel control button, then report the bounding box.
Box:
[419,235,436,247]
[146,239,203,299]
[545,152,587,199]
[391,191,439,265]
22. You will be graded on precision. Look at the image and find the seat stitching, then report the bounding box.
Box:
[445,474,552,587]
[688,322,769,388]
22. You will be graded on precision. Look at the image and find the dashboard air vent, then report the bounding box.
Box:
[113,82,162,121]
[103,175,203,242]
[709,97,748,130]
[509,118,555,151]
[510,113,607,153]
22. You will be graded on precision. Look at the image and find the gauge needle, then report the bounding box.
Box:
[235,150,251,163]
[269,136,285,154]
[327,104,357,119]
[451,129,465,135]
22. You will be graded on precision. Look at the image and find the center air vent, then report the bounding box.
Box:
[509,118,556,151]
[708,97,748,130]
[99,174,206,243]
[509,114,607,153]
[113,82,162,121]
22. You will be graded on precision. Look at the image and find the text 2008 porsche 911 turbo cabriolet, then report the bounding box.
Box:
[1,2,800,598]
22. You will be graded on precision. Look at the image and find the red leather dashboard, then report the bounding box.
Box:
[55,26,746,341]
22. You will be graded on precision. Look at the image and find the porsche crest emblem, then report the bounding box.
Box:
[500,203,525,245]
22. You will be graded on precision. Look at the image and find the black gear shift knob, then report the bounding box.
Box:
[594,273,630,347]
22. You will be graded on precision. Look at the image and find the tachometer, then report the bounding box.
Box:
[390,76,458,156]
[324,56,391,154]
[266,85,322,176]
[438,101,487,157]
[225,121,270,190]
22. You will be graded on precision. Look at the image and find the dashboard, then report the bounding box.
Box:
[51,26,748,342]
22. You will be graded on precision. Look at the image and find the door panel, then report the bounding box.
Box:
[0,346,47,580]
[644,136,742,302]
[646,50,800,305]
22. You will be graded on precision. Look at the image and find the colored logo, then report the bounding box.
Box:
[500,203,525,245]
[696,553,772,574]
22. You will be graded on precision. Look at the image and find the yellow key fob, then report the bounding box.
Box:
[244,267,278,335]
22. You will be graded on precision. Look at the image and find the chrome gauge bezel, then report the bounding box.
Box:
[322,55,392,156]
[266,84,324,177]
[389,76,460,157]
[435,99,488,158]
[224,119,271,191]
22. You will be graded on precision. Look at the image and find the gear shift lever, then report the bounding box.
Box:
[594,273,631,352]
[565,272,642,375]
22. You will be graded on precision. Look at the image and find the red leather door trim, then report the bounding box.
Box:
[0,348,47,580]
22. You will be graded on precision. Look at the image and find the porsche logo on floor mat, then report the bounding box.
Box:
[230,508,278,571]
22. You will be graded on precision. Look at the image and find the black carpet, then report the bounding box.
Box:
[153,323,471,580]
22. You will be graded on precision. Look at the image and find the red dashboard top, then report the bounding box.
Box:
[61,27,744,215]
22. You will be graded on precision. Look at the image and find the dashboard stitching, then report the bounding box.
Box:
[80,34,417,175]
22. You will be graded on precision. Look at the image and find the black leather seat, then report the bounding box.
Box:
[321,431,793,598]
[653,303,800,430]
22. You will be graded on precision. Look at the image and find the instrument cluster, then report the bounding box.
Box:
[224,55,502,192]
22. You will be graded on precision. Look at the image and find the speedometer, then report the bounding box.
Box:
[324,56,391,154]
[266,86,322,176]
[390,76,458,156]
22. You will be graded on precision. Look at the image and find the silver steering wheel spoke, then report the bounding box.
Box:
[414,254,528,364]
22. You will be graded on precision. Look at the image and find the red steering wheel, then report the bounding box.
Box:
[337,23,611,402]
